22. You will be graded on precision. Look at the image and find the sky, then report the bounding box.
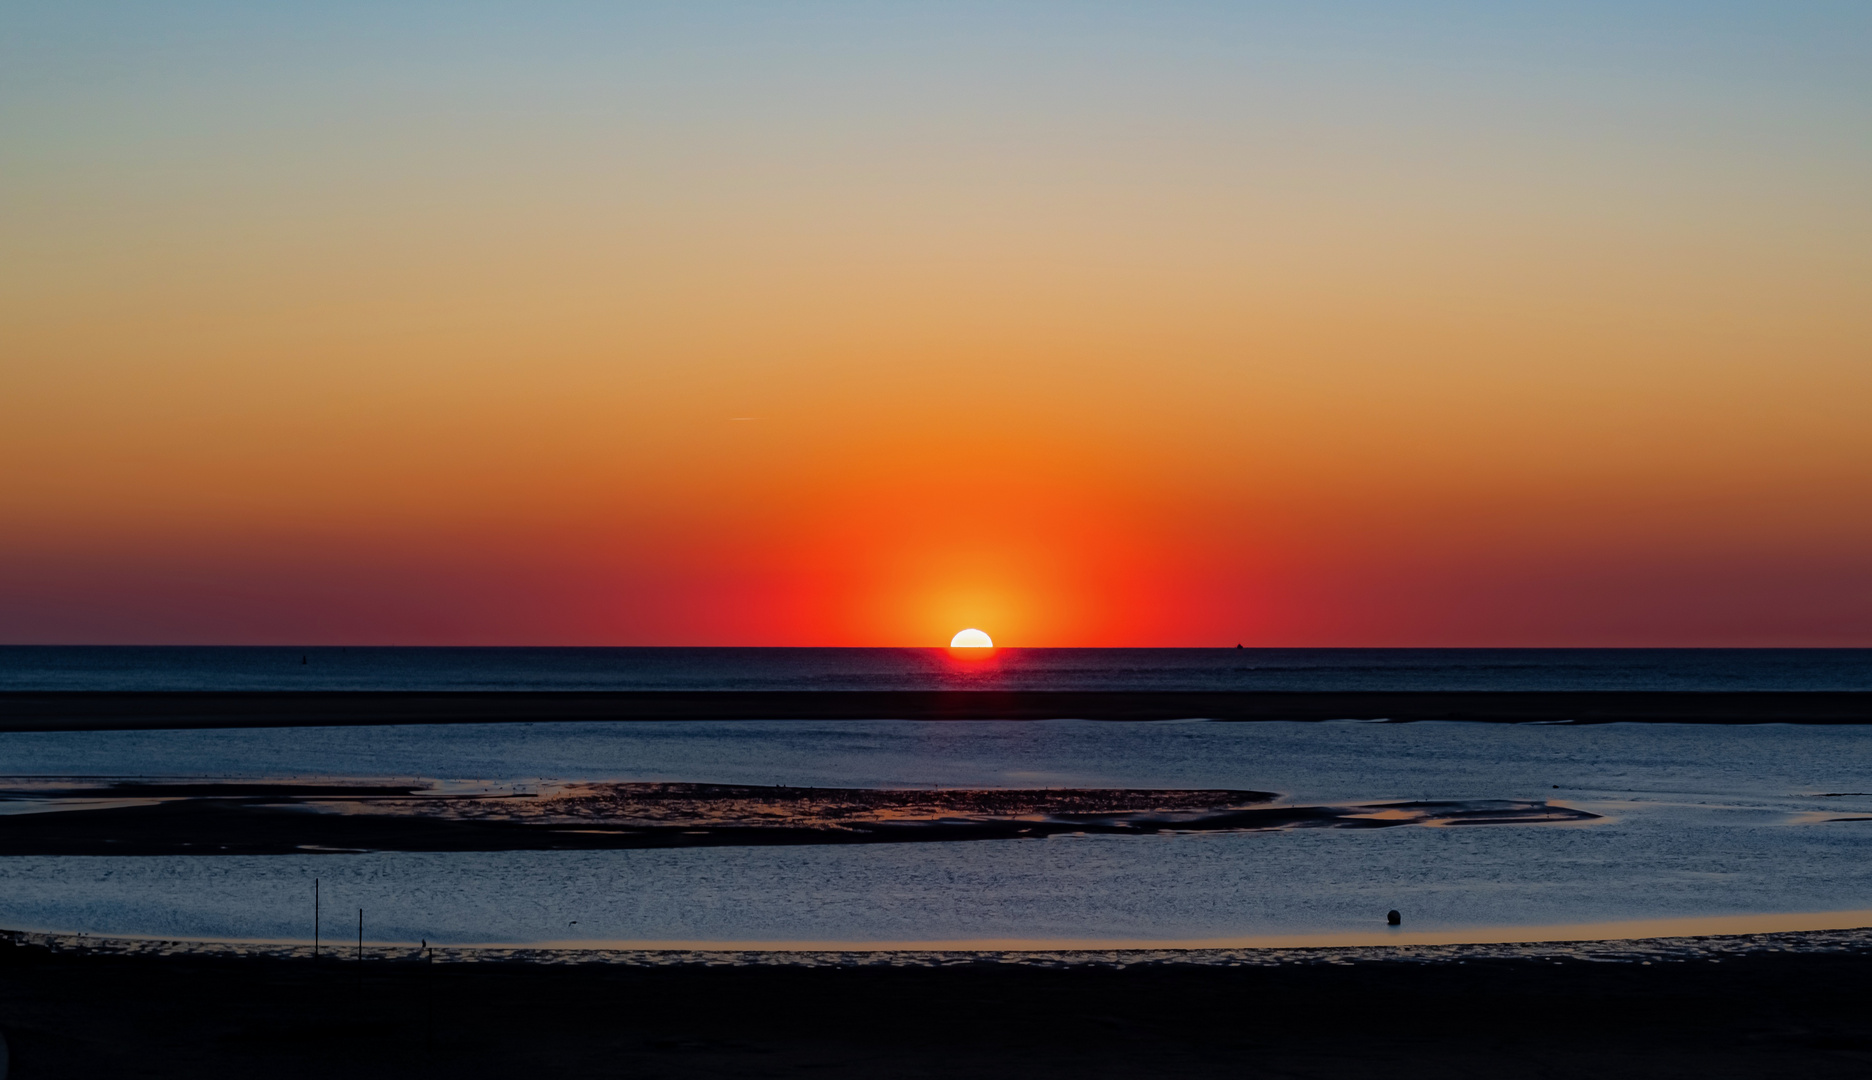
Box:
[2,1,1869,646]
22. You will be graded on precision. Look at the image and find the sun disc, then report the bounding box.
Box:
[949,628,993,649]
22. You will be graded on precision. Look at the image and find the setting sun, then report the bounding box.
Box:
[949,628,993,649]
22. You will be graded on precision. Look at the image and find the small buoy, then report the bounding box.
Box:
[1387,910,1401,926]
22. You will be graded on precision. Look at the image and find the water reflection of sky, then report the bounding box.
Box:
[0,720,1868,946]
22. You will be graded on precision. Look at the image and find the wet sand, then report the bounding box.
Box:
[0,781,1596,855]
[3,689,1870,731]
[3,930,1871,1078]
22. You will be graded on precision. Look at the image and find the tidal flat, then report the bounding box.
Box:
[2,718,1869,947]
[0,780,1600,855]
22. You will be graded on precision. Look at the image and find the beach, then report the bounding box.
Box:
[4,929,1872,1078]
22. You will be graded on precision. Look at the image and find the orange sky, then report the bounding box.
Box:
[2,3,1869,644]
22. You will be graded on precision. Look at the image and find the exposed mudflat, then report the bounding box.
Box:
[0,780,1597,854]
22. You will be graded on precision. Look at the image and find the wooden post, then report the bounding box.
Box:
[357,908,362,963]
[314,878,319,958]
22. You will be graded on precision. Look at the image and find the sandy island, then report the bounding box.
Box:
[0,781,1597,855]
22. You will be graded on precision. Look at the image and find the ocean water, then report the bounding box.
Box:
[3,711,1871,948]
[5,645,1871,692]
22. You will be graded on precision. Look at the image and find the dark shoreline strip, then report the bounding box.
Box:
[2,690,1870,731]
[12,925,1872,967]
[6,930,1872,1079]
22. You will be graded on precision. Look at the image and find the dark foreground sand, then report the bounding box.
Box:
[3,932,1872,1078]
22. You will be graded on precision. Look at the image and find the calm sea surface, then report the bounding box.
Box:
[3,648,1869,948]
[5,645,1871,691]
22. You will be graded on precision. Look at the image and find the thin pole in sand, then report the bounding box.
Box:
[314,878,319,958]
[354,909,364,1018]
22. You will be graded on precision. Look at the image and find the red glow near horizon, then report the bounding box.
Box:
[947,648,997,662]
[3,7,1870,647]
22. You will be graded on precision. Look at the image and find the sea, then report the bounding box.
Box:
[6,645,1871,692]
[3,647,1870,950]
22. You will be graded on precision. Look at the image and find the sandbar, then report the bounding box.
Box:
[3,688,1869,731]
[0,781,1597,855]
